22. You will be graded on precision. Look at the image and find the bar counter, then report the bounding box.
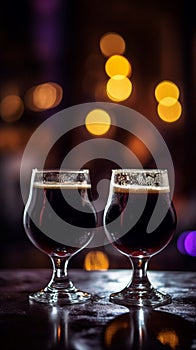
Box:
[0,269,195,349]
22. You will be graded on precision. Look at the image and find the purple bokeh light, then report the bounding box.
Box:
[184,231,196,257]
[177,231,189,255]
[177,231,196,257]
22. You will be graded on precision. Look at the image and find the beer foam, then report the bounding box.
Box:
[113,185,170,194]
[34,181,91,189]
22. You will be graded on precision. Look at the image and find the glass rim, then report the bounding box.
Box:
[32,168,90,174]
[112,169,168,174]
[111,168,169,189]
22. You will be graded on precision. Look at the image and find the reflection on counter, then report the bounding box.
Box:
[1,302,76,350]
[104,308,194,350]
[0,269,195,350]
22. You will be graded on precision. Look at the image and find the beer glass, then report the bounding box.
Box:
[104,169,177,307]
[23,169,97,304]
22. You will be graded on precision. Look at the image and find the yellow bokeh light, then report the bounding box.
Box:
[157,330,179,349]
[104,318,129,346]
[157,100,182,122]
[25,82,63,111]
[105,55,131,78]
[159,96,178,107]
[0,95,24,122]
[85,109,111,135]
[33,83,57,109]
[155,80,180,102]
[106,75,132,102]
[99,32,126,57]
[84,250,109,270]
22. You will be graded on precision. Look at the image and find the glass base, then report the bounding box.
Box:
[110,287,172,308]
[29,286,92,305]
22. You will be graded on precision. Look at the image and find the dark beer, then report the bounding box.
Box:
[24,182,97,257]
[104,186,177,257]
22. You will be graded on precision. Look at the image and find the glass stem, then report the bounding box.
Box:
[127,257,153,291]
[47,256,74,292]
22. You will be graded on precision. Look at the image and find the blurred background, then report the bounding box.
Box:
[0,0,196,271]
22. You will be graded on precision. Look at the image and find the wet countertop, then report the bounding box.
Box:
[0,269,195,349]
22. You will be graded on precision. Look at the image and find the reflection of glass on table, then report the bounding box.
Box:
[104,308,194,349]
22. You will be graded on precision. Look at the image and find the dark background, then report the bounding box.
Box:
[0,0,196,271]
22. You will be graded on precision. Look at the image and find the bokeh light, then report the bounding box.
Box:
[157,100,182,122]
[155,80,180,102]
[0,128,27,151]
[106,75,132,102]
[157,330,179,349]
[184,231,196,256]
[159,96,178,107]
[127,136,154,165]
[99,32,126,57]
[84,250,109,270]
[33,83,57,109]
[105,55,131,78]
[177,232,188,255]
[177,231,196,256]
[25,82,63,111]
[85,108,111,135]
[0,95,24,122]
